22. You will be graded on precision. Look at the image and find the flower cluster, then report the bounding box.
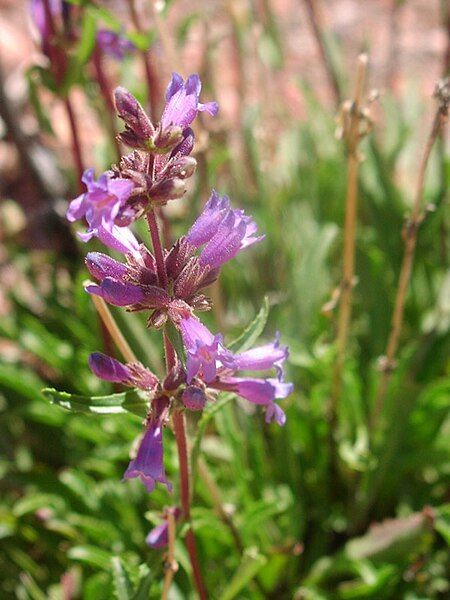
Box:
[67,73,292,507]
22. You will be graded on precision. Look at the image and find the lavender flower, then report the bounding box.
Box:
[123,397,172,493]
[179,314,291,425]
[96,29,135,61]
[146,507,181,549]
[186,190,264,269]
[89,353,159,391]
[161,73,219,131]
[66,169,134,240]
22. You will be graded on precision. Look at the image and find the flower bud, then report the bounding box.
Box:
[182,385,207,411]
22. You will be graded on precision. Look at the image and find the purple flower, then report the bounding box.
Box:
[186,190,264,269]
[179,315,232,383]
[161,73,218,131]
[67,168,134,240]
[85,247,170,311]
[231,332,288,377]
[89,352,159,391]
[181,386,207,411]
[123,396,172,493]
[97,29,135,61]
[178,315,292,424]
[146,507,181,549]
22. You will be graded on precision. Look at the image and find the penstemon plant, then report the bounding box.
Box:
[59,73,293,597]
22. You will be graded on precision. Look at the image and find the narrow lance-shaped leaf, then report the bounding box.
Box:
[228,296,270,352]
[42,388,149,418]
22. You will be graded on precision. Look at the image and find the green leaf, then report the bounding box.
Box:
[68,545,113,570]
[164,321,186,365]
[42,388,149,418]
[131,565,152,600]
[219,547,267,600]
[228,296,270,352]
[111,557,134,600]
[435,504,450,545]
[191,393,235,474]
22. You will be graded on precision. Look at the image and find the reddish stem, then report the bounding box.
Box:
[146,210,168,289]
[64,97,85,189]
[92,47,121,161]
[172,409,208,600]
[126,0,161,122]
[147,209,207,598]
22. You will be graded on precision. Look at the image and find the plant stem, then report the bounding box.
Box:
[64,96,85,188]
[92,47,122,162]
[126,0,161,122]
[161,508,178,600]
[90,295,138,363]
[370,84,449,428]
[146,210,168,289]
[303,0,342,106]
[172,409,208,600]
[330,54,367,427]
[146,205,208,599]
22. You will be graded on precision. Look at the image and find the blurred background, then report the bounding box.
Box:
[0,1,449,598]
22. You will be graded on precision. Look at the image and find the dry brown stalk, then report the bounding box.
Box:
[161,508,178,600]
[329,53,369,427]
[371,79,450,428]
[90,294,138,363]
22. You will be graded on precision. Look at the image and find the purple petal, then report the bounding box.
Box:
[146,522,169,549]
[123,419,172,493]
[214,376,293,405]
[232,333,289,375]
[85,252,128,281]
[265,403,287,426]
[198,101,219,116]
[66,193,85,222]
[181,386,207,411]
[108,178,135,203]
[187,190,231,247]
[89,352,132,383]
[146,507,181,548]
[86,277,145,307]
[95,225,141,257]
[165,72,184,101]
[179,315,215,350]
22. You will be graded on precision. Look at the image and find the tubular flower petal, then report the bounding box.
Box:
[178,315,292,425]
[96,29,135,60]
[186,190,264,269]
[85,277,146,307]
[123,396,172,493]
[162,73,218,130]
[88,352,159,391]
[146,507,181,549]
[66,168,134,236]
[232,332,288,376]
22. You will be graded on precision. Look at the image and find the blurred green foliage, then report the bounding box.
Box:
[1,0,449,598]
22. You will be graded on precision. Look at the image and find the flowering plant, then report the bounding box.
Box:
[52,72,292,596]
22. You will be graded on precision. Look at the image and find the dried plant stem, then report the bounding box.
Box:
[90,295,137,363]
[161,509,178,600]
[126,0,161,122]
[303,0,342,106]
[330,54,368,426]
[150,1,181,72]
[371,94,449,428]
